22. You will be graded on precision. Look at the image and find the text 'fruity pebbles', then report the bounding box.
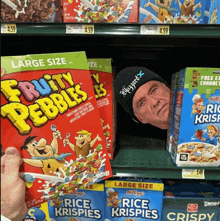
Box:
[1,52,112,209]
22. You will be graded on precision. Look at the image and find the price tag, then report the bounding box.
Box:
[66,24,94,34]
[140,25,169,35]
[182,169,205,179]
[1,24,17,34]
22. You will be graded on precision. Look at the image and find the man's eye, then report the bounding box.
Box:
[32,143,36,147]
[151,87,157,94]
[140,100,145,107]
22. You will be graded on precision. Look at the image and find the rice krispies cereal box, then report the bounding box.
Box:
[208,0,220,24]
[47,182,105,220]
[105,178,164,221]
[139,0,207,23]
[166,72,178,156]
[88,58,115,160]
[162,180,220,221]
[1,52,112,209]
[62,0,138,23]
[171,67,220,167]
[1,0,62,22]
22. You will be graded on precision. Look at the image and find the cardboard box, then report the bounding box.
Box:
[170,68,220,167]
[1,52,112,208]
[139,0,208,23]
[62,0,138,23]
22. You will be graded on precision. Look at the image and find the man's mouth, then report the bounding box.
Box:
[158,103,167,116]
[80,140,85,145]
[37,149,47,155]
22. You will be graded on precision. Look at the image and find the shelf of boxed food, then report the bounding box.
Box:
[111,134,220,180]
[1,23,220,37]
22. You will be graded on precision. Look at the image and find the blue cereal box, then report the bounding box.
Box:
[166,73,178,157]
[139,0,207,23]
[208,0,220,24]
[171,68,220,167]
[105,178,164,221]
[162,180,220,221]
[47,182,105,220]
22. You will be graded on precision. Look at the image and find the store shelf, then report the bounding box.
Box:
[111,134,220,180]
[1,23,220,37]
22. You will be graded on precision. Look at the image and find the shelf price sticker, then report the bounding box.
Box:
[1,24,17,34]
[66,24,94,34]
[182,169,205,179]
[140,25,169,35]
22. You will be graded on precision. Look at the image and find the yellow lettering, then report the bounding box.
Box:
[50,94,68,114]
[29,103,48,127]
[1,80,21,102]
[52,74,65,89]
[35,98,59,120]
[62,72,74,86]
[100,83,107,97]
[60,90,77,108]
[66,87,82,104]
[1,103,31,134]
[75,84,87,101]
[92,73,100,84]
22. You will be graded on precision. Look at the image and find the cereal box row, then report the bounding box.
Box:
[1,52,116,209]
[1,0,215,23]
[23,178,220,221]
[166,67,220,167]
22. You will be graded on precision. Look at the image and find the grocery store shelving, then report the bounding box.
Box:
[111,134,220,180]
[1,23,220,37]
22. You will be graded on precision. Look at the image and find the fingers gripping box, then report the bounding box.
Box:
[105,178,164,221]
[88,59,115,160]
[47,182,105,220]
[1,52,112,208]
[171,68,220,167]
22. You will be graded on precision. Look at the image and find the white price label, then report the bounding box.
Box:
[66,24,94,34]
[140,25,169,35]
[1,24,17,34]
[182,169,205,179]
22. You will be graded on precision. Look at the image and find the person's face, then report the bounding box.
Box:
[112,195,119,204]
[75,134,91,147]
[26,138,53,158]
[196,101,204,110]
[132,80,171,129]
[207,129,216,138]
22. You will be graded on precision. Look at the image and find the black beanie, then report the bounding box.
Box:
[114,67,169,123]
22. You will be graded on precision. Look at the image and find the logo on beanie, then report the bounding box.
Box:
[119,71,144,97]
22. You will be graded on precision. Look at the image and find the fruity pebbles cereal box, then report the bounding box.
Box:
[208,0,220,24]
[89,58,116,160]
[47,182,105,220]
[139,0,207,24]
[62,0,138,23]
[105,178,164,221]
[171,68,220,167]
[1,52,112,209]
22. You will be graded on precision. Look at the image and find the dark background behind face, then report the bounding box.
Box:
[2,35,220,142]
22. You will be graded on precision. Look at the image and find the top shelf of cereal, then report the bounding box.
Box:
[1,0,220,24]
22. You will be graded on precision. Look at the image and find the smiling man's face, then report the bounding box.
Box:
[132,80,171,129]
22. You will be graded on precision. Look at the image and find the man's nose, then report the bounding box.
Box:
[149,96,159,108]
[38,138,47,147]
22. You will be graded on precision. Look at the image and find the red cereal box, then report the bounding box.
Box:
[63,0,138,23]
[88,58,116,159]
[1,52,112,209]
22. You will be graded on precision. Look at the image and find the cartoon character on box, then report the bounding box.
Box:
[190,70,201,87]
[176,0,202,17]
[21,128,72,176]
[63,129,102,158]
[107,188,121,207]
[192,94,206,115]
[195,125,220,146]
[23,207,46,221]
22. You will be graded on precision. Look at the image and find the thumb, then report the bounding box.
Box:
[4,147,22,178]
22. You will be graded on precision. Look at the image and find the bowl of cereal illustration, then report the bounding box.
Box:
[1,0,57,22]
[177,142,220,167]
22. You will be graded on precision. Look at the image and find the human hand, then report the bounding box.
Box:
[1,147,27,221]
[53,130,61,139]
[96,135,102,141]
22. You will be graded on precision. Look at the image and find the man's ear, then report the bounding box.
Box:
[133,115,145,123]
